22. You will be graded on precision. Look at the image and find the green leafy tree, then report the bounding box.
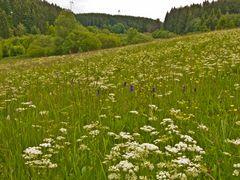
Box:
[27,35,56,57]
[15,23,26,36]
[216,15,235,29]
[97,33,121,48]
[54,11,78,38]
[62,29,102,53]
[110,23,126,34]
[47,25,56,36]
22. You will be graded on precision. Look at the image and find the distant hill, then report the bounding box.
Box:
[0,0,62,37]
[0,0,162,39]
[164,0,240,34]
[76,13,162,32]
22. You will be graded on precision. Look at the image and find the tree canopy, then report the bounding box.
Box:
[164,0,240,34]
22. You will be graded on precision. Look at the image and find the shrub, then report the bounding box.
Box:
[152,29,177,39]
[0,44,2,59]
[125,28,153,44]
[2,42,11,57]
[152,29,176,39]
[78,35,102,52]
[9,45,25,56]
[110,23,126,34]
[27,35,56,57]
[97,33,121,49]
[62,30,102,53]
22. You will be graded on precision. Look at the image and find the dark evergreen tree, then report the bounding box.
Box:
[0,8,10,38]
[164,0,240,34]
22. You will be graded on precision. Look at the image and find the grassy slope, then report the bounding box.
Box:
[0,29,240,179]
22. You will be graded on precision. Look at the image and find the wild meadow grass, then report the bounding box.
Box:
[0,29,240,179]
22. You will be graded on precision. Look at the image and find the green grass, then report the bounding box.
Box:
[0,29,240,179]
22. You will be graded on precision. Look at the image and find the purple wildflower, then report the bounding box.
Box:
[97,89,100,96]
[182,85,186,93]
[152,87,156,93]
[130,84,134,92]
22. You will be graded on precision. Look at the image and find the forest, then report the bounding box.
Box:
[164,0,240,34]
[76,13,161,32]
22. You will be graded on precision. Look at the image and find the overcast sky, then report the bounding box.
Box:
[45,0,214,21]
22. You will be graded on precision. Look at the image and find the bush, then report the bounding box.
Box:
[2,42,11,57]
[62,30,102,53]
[27,35,56,57]
[79,35,102,52]
[97,33,121,49]
[0,44,2,59]
[125,28,153,44]
[9,45,25,56]
[110,23,126,34]
[152,29,176,39]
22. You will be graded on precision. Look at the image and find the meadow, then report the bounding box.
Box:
[0,29,240,179]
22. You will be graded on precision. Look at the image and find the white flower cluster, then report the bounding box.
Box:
[148,104,158,110]
[233,163,240,176]
[83,121,109,138]
[140,125,155,132]
[22,125,69,169]
[197,123,209,131]
[104,118,205,179]
[129,110,139,115]
[105,140,161,179]
[161,118,180,134]
[225,138,240,145]
[22,144,57,168]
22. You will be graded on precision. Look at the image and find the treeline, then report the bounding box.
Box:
[76,13,161,32]
[0,0,162,39]
[164,0,240,34]
[0,12,154,59]
[0,0,62,38]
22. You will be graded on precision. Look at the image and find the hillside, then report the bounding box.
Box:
[0,0,161,39]
[0,0,62,37]
[0,29,240,179]
[164,0,240,34]
[76,13,161,32]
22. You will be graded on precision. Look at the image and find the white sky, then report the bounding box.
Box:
[45,0,214,21]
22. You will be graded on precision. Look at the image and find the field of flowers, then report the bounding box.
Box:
[0,29,240,179]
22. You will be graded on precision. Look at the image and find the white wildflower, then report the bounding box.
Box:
[156,171,170,180]
[141,143,159,151]
[23,146,42,159]
[197,123,209,131]
[233,169,239,176]
[79,144,90,151]
[235,121,240,126]
[140,125,155,132]
[129,110,139,115]
[56,136,65,141]
[39,111,49,115]
[149,104,158,110]
[99,114,107,118]
[89,130,100,137]
[172,156,191,165]
[39,143,51,148]
[234,163,240,168]
[225,138,240,145]
[6,115,10,120]
[108,173,120,180]
[59,128,67,133]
